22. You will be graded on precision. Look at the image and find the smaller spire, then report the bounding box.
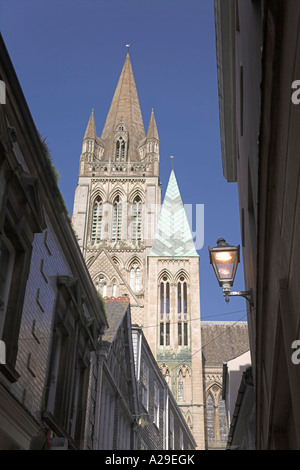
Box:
[149,170,198,258]
[83,108,97,140]
[146,108,159,140]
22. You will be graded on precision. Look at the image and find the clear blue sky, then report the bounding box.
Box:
[1,0,247,322]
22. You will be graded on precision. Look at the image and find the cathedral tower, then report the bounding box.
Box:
[72,52,205,448]
[146,170,205,449]
[72,52,161,325]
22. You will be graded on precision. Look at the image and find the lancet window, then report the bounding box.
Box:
[112,195,122,242]
[132,195,142,244]
[177,276,188,347]
[112,280,117,297]
[160,276,170,347]
[115,136,126,162]
[91,196,103,244]
[95,275,107,297]
[129,261,141,292]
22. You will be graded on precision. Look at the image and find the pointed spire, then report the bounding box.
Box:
[83,109,97,140]
[149,170,198,258]
[101,53,145,160]
[147,108,159,140]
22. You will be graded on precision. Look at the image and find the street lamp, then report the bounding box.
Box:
[208,238,253,306]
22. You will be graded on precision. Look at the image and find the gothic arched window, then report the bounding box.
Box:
[160,276,170,319]
[177,276,188,346]
[112,280,117,297]
[205,384,227,446]
[115,137,126,162]
[129,261,141,292]
[177,276,187,317]
[91,196,103,245]
[178,369,184,401]
[95,275,107,297]
[132,195,142,244]
[206,393,215,444]
[160,276,170,347]
[112,195,122,242]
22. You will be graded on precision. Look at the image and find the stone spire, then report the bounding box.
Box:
[101,52,145,161]
[146,108,159,140]
[149,169,198,257]
[83,108,97,140]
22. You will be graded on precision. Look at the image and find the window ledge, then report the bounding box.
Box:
[0,362,20,383]
[42,411,79,450]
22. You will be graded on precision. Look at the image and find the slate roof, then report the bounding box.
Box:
[149,170,198,257]
[201,321,250,367]
[102,298,130,345]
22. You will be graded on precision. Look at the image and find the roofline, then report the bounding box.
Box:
[0,33,108,330]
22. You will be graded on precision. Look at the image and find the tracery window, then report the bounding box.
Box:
[91,196,103,244]
[112,195,122,242]
[205,385,228,446]
[132,195,142,244]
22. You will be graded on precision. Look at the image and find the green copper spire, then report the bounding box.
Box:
[149,170,198,257]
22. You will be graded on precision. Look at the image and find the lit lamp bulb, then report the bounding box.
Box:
[214,251,234,262]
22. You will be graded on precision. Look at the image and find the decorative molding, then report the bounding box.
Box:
[104,295,130,303]
[91,178,146,184]
[205,373,223,383]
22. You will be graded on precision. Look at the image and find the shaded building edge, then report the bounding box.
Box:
[214,0,300,449]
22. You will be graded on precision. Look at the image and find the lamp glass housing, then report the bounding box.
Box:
[209,239,240,287]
